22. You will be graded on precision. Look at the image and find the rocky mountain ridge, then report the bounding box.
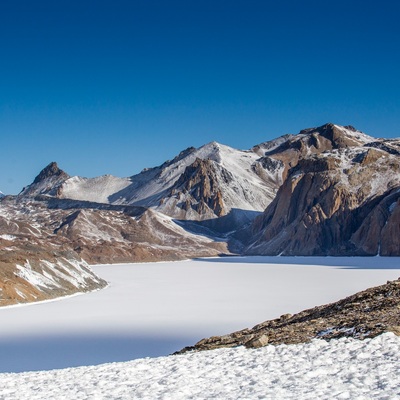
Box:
[0,199,107,306]
[246,124,400,256]
[25,141,282,222]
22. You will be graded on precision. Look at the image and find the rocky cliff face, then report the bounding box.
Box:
[246,124,400,256]
[160,158,227,219]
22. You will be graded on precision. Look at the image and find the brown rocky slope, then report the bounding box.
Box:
[176,276,400,354]
[246,123,400,256]
[0,194,228,306]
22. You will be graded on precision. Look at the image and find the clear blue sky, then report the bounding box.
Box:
[1,0,399,194]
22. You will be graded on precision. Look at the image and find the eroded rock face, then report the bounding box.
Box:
[169,158,227,218]
[175,278,400,354]
[352,195,400,256]
[246,124,400,256]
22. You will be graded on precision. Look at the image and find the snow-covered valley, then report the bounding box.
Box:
[0,257,399,382]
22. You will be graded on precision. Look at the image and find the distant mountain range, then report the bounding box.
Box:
[20,140,281,221]
[1,123,399,305]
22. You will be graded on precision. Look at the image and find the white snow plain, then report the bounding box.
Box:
[1,333,399,399]
[0,256,399,398]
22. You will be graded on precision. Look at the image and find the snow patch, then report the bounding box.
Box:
[15,261,58,290]
[333,124,375,144]
[14,289,27,299]
[15,259,101,293]
[60,175,131,204]
[0,234,16,241]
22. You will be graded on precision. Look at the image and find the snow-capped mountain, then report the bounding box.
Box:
[0,191,5,198]
[108,142,283,220]
[20,141,283,222]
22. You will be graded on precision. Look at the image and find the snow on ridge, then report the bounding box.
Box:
[15,261,59,290]
[333,124,375,144]
[253,134,295,156]
[40,258,101,289]
[28,125,389,216]
[15,259,102,293]
[60,175,131,204]
[0,333,399,399]
[109,140,278,213]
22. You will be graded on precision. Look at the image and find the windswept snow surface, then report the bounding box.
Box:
[0,257,399,375]
[1,333,400,399]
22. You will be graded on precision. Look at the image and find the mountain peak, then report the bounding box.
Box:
[33,162,68,184]
[297,123,373,148]
[18,162,71,198]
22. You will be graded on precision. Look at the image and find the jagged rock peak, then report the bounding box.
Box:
[33,162,69,184]
[299,122,356,135]
[298,123,373,148]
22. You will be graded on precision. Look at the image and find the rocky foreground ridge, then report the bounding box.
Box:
[175,277,400,354]
[1,122,399,305]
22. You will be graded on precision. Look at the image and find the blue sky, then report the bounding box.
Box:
[1,0,399,194]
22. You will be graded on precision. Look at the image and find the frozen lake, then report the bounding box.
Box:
[1,256,399,373]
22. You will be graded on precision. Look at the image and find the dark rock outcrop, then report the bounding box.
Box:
[171,158,227,218]
[33,162,68,184]
[19,162,70,198]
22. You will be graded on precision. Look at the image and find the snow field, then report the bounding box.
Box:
[0,333,399,399]
[0,257,400,374]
